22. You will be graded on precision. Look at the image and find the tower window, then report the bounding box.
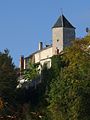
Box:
[57,39,59,42]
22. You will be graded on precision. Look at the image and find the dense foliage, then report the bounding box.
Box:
[49,36,90,120]
[0,36,90,120]
[0,49,18,115]
[23,62,39,81]
[17,36,90,120]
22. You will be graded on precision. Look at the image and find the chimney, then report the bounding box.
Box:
[20,55,24,72]
[39,42,43,50]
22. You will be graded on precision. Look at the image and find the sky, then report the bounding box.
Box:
[0,0,90,67]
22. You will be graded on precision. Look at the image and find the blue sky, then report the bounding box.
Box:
[0,0,90,67]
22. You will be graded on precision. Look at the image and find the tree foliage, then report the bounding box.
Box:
[1,36,89,119]
[48,37,90,120]
[23,62,39,81]
[0,49,18,115]
[21,36,90,120]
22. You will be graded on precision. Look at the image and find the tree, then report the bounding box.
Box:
[48,37,90,120]
[0,49,18,114]
[21,62,52,120]
[23,62,39,81]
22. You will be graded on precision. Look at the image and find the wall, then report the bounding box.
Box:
[35,47,52,69]
[63,28,75,47]
[52,28,63,55]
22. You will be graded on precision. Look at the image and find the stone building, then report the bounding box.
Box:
[20,14,75,71]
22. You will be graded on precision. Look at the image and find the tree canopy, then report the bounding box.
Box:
[48,36,90,120]
[0,36,90,119]
[19,36,90,120]
[0,49,18,115]
[23,62,39,81]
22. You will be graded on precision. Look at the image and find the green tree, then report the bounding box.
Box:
[23,62,39,81]
[49,37,90,120]
[0,49,18,114]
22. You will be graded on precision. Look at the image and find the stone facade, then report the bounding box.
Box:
[24,46,52,70]
[20,14,75,70]
[52,28,63,55]
[63,28,75,47]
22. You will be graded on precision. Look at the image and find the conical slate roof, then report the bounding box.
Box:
[52,14,75,29]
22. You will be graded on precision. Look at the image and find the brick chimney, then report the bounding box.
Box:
[20,55,24,72]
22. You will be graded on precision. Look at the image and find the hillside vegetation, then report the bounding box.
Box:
[0,36,90,120]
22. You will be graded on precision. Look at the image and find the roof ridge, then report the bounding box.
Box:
[62,14,64,27]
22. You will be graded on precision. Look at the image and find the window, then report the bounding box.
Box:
[57,39,59,42]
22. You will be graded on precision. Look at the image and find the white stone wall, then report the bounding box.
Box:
[52,27,75,55]
[35,47,52,63]
[52,28,63,55]
[34,47,52,69]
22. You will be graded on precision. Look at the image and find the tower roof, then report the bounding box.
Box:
[52,14,75,29]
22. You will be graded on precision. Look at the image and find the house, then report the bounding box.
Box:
[20,14,75,71]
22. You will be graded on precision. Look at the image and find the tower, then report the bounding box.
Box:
[52,14,75,55]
